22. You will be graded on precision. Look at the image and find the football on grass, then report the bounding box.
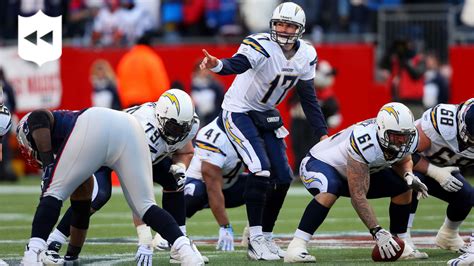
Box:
[371,236,405,262]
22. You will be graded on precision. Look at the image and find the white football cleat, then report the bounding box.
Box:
[247,235,280,261]
[0,259,7,265]
[436,225,466,251]
[284,237,316,263]
[241,226,249,247]
[459,241,473,254]
[21,247,64,266]
[153,233,170,251]
[170,236,206,265]
[265,238,286,258]
[447,252,474,266]
[399,241,429,260]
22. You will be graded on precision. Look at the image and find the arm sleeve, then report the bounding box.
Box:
[217,54,252,75]
[295,79,328,140]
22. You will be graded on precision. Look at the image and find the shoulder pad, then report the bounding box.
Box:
[242,35,270,58]
[429,104,457,140]
[349,125,377,164]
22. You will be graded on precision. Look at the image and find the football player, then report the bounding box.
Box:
[199,2,328,260]
[184,117,247,252]
[41,89,203,265]
[284,102,429,263]
[403,98,474,253]
[0,97,12,161]
[17,106,204,266]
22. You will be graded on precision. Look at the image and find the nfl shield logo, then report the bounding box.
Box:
[18,10,62,66]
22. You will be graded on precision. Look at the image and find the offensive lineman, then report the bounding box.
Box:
[17,94,203,265]
[403,99,474,254]
[284,102,429,263]
[184,117,247,251]
[199,2,328,260]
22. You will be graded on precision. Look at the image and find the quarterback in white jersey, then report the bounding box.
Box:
[285,103,429,263]
[221,32,317,112]
[200,2,328,260]
[185,118,247,251]
[403,99,474,255]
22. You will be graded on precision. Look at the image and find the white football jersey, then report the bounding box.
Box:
[124,103,199,164]
[222,33,317,112]
[309,119,419,178]
[186,118,244,189]
[418,104,474,167]
[0,105,11,136]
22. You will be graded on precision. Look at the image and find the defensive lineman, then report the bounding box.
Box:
[17,105,203,265]
[200,2,328,260]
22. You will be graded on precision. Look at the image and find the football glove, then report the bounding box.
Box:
[371,227,401,259]
[41,163,54,193]
[135,244,152,266]
[427,164,463,192]
[404,172,429,200]
[217,225,234,251]
[170,163,186,191]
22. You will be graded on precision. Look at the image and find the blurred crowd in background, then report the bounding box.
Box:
[0,0,473,46]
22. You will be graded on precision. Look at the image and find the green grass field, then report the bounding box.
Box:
[0,177,472,265]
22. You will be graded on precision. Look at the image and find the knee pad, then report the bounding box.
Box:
[244,174,270,204]
[91,187,112,211]
[70,200,91,230]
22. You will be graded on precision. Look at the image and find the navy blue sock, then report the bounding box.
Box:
[262,183,290,232]
[31,196,63,240]
[142,205,183,245]
[56,207,73,237]
[243,174,270,227]
[389,202,410,234]
[410,191,419,214]
[163,191,186,227]
[297,199,330,235]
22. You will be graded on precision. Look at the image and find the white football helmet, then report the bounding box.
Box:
[376,102,416,160]
[270,2,305,45]
[16,113,43,168]
[457,98,474,146]
[155,89,195,145]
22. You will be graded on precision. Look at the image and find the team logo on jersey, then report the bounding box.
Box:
[196,140,224,155]
[381,106,399,123]
[162,92,180,115]
[243,37,270,58]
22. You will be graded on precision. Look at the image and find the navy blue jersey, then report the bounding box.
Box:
[50,110,86,153]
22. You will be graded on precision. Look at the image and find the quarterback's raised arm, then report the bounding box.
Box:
[346,155,378,229]
[295,79,328,140]
[200,49,252,75]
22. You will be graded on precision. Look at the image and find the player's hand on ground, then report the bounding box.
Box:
[200,49,219,70]
[404,172,429,199]
[217,225,234,251]
[373,228,400,259]
[135,244,153,266]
